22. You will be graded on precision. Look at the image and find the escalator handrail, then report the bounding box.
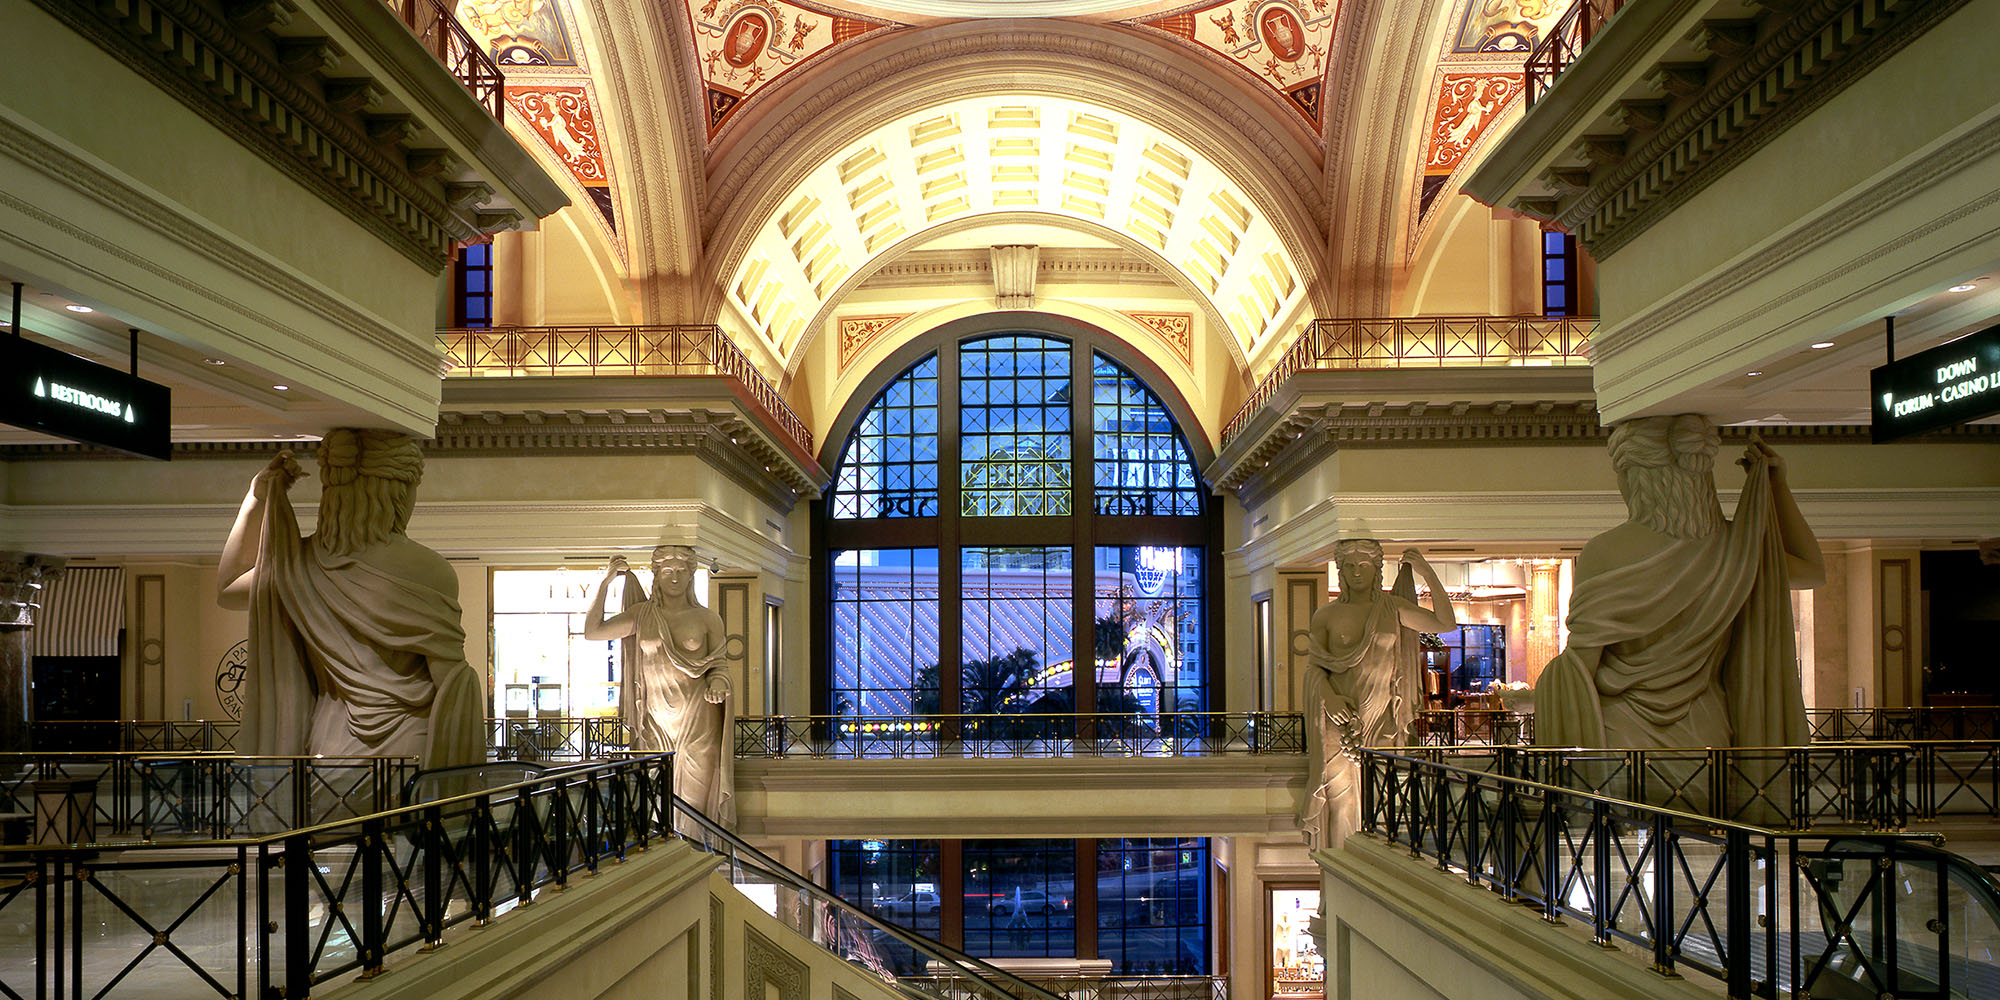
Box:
[668,794,1067,1000]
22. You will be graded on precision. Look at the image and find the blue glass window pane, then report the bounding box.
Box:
[831,355,940,519]
[1097,838,1210,973]
[1544,260,1566,281]
[830,548,940,721]
[1089,352,1202,516]
[961,335,1071,517]
[963,840,1075,959]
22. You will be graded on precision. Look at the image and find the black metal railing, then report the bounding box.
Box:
[1404,744,1910,831]
[0,753,414,841]
[1415,709,1535,746]
[1807,707,2000,742]
[901,975,1228,1000]
[0,754,673,999]
[1523,0,1630,106]
[1360,748,2000,998]
[734,712,1306,760]
[487,716,631,760]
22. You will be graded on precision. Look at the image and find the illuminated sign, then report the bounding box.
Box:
[1871,323,2000,443]
[0,336,171,459]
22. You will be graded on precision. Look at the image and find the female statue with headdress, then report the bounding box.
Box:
[584,546,734,828]
[1300,539,1457,849]
[218,430,483,769]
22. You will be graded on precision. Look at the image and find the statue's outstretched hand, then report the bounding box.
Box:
[702,672,730,704]
[606,555,629,578]
[1400,547,1428,567]
[1739,434,1787,477]
[251,449,307,499]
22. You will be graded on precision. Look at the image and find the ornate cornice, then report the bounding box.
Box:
[28,0,478,269]
[1557,0,1968,258]
[857,247,1173,287]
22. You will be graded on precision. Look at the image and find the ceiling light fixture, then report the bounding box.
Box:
[1948,283,1977,293]
[64,304,92,313]
[1809,342,1834,350]
[203,358,226,366]
[1746,370,1763,377]
[272,384,289,391]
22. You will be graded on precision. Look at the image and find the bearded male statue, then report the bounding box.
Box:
[1301,539,1457,850]
[1535,415,1825,750]
[217,430,483,769]
[584,546,734,828]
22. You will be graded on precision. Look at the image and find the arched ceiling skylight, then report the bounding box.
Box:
[721,95,1311,375]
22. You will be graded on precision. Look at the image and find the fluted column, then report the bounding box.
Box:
[1523,559,1562,686]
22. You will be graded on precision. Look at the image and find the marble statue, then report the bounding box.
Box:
[1535,416,1825,750]
[217,431,483,770]
[584,545,735,827]
[1300,539,1457,850]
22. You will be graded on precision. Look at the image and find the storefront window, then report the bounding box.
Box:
[1098,838,1209,973]
[1270,887,1324,1000]
[829,839,943,935]
[490,569,624,718]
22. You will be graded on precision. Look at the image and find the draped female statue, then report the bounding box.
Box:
[1300,540,1457,849]
[217,431,483,769]
[584,546,734,828]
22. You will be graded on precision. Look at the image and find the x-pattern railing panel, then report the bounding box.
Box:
[1360,750,1983,998]
[76,854,245,1000]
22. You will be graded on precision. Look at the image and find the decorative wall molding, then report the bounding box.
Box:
[26,0,473,268]
[1122,312,1194,366]
[743,926,808,1000]
[708,895,724,1000]
[1567,0,1969,259]
[835,314,910,373]
[0,113,442,426]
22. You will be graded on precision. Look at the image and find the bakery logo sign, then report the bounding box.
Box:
[216,640,248,720]
[1872,322,2000,442]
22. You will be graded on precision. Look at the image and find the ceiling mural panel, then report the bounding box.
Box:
[457,0,585,68]
[1449,0,1563,55]
[689,0,902,136]
[1133,0,1336,130]
[506,85,618,233]
[1418,73,1522,221]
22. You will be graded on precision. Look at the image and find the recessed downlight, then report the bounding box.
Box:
[272,384,289,391]
[203,358,226,366]
[1809,342,1834,350]
[1746,370,1764,377]
[1948,283,1978,293]
[64,304,92,313]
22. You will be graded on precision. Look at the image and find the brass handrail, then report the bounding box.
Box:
[383,0,506,123]
[1224,315,1594,446]
[1524,0,1630,107]
[437,324,811,452]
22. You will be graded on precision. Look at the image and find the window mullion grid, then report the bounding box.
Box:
[939,340,963,727]
[1070,339,1096,725]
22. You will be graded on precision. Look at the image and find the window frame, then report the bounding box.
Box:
[812,314,1220,720]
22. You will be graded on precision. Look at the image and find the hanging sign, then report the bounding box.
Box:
[0,336,171,459]
[1872,322,2000,443]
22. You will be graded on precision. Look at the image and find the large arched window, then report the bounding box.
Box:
[818,325,1213,720]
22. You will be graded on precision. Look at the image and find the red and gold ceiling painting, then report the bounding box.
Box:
[690,0,899,136]
[1135,0,1336,130]
[456,0,583,67]
[1449,0,1563,55]
[1417,73,1522,221]
[506,85,619,231]
[837,314,911,372]
[1122,312,1193,367]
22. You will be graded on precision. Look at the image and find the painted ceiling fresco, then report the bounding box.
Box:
[688,0,901,135]
[1449,0,1565,55]
[457,0,585,67]
[1132,0,1336,129]
[1417,73,1523,219]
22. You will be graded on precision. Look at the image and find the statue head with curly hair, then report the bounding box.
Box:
[314,429,424,555]
[1607,414,1725,539]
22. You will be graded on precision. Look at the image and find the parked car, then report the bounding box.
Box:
[873,890,942,919]
[989,889,1062,917]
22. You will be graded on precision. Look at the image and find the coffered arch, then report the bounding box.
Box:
[703,28,1333,382]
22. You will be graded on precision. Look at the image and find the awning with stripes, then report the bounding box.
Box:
[32,566,125,657]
